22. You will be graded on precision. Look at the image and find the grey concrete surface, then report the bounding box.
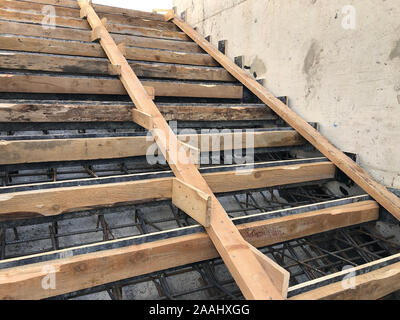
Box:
[173,0,400,188]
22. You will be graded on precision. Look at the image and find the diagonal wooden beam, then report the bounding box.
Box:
[167,14,400,222]
[77,0,284,300]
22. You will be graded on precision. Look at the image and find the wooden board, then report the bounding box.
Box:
[0,200,379,299]
[0,74,242,98]
[0,130,305,165]
[172,179,211,227]
[0,2,179,31]
[0,51,234,81]
[0,35,216,66]
[0,20,203,53]
[0,103,277,123]
[171,15,400,221]
[290,260,400,300]
[0,161,335,219]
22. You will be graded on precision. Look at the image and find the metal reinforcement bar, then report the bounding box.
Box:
[0,195,379,299]
[77,0,287,300]
[166,12,400,222]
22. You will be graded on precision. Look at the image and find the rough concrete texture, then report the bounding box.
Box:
[173,0,400,188]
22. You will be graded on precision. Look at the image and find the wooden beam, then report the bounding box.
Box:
[0,160,335,219]
[0,35,217,66]
[172,179,211,227]
[0,130,305,165]
[0,74,241,99]
[0,20,202,53]
[78,0,282,300]
[0,200,379,299]
[0,51,234,81]
[0,103,277,123]
[170,14,400,221]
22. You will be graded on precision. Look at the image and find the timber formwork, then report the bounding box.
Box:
[0,0,399,300]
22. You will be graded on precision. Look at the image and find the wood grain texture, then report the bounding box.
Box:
[0,1,179,31]
[0,51,234,81]
[0,131,304,165]
[0,161,334,219]
[0,200,378,299]
[0,74,242,98]
[0,103,277,122]
[172,15,400,221]
[11,0,167,21]
[0,35,216,66]
[0,20,202,53]
[290,261,400,300]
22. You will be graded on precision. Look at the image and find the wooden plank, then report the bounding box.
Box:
[0,103,277,123]
[290,261,400,300]
[0,20,203,53]
[131,109,153,130]
[157,104,278,122]
[0,35,216,66]
[0,1,179,31]
[13,0,167,21]
[0,200,379,299]
[0,161,335,219]
[201,161,335,194]
[79,0,282,300]
[249,244,290,298]
[171,14,400,221]
[0,130,305,165]
[0,74,241,98]
[0,51,234,81]
[172,179,211,227]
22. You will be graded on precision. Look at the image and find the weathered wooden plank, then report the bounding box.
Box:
[0,1,179,31]
[0,35,216,66]
[0,103,277,122]
[157,104,278,121]
[0,20,203,53]
[0,200,379,299]
[171,14,400,221]
[0,161,335,219]
[0,51,234,81]
[80,0,282,300]
[0,74,242,98]
[13,0,167,21]
[0,130,305,165]
[290,260,400,300]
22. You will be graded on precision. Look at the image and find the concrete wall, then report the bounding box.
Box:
[173,0,400,189]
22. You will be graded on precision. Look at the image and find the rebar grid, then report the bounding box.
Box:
[0,182,335,260]
[0,151,293,187]
[49,224,399,301]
